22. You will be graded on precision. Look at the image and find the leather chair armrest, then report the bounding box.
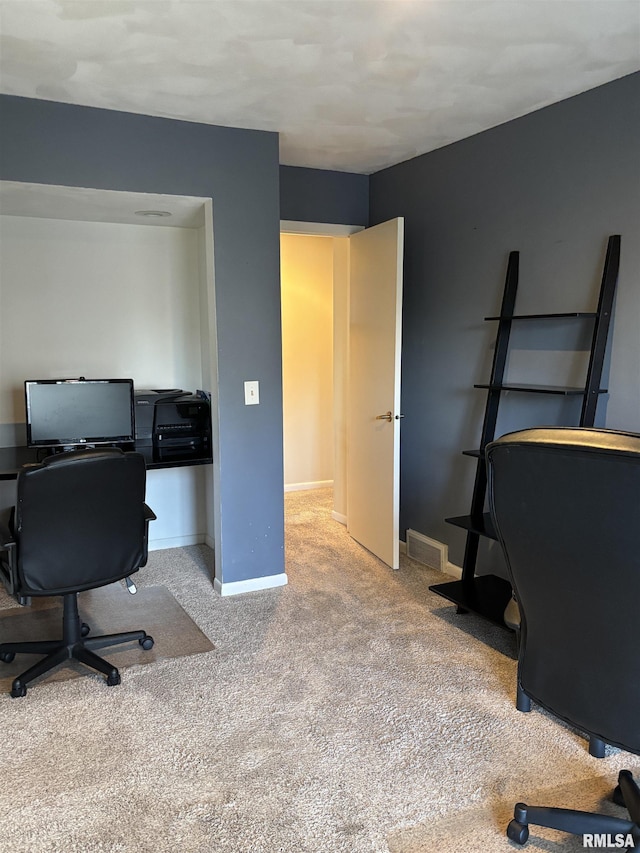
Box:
[140,503,157,567]
[144,503,157,522]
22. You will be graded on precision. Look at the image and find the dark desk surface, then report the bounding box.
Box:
[0,445,213,480]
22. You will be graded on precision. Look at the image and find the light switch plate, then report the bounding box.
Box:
[244,380,260,405]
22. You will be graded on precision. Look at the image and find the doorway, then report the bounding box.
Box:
[280,223,357,525]
[279,219,404,569]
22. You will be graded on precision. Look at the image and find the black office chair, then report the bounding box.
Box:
[0,448,156,698]
[486,427,640,848]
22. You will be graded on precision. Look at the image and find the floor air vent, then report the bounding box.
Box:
[406,529,448,572]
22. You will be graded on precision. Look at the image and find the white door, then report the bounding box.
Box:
[347,218,404,569]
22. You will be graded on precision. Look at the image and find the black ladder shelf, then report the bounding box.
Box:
[429,235,621,627]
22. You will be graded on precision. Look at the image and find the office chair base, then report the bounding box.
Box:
[0,592,154,697]
[506,771,640,848]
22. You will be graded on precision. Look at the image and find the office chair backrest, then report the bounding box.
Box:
[16,448,148,596]
[486,427,640,755]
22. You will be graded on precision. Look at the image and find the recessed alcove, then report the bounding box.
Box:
[0,180,217,554]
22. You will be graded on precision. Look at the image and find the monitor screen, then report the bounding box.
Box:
[25,379,135,449]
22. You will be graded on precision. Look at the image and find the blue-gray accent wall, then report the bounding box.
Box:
[370,72,640,572]
[280,165,369,226]
[0,95,285,586]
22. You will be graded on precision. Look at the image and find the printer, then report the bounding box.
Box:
[134,388,212,462]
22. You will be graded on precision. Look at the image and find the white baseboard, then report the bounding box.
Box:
[445,561,462,578]
[213,573,288,597]
[149,534,205,551]
[331,510,347,525]
[284,480,333,493]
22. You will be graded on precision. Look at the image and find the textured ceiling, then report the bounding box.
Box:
[1,0,639,174]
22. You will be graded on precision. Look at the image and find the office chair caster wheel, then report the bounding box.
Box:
[10,679,27,698]
[106,669,121,687]
[139,635,154,651]
[613,784,625,807]
[507,819,529,845]
[81,622,90,637]
[0,651,16,663]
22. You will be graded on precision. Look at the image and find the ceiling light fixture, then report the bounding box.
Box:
[134,209,172,217]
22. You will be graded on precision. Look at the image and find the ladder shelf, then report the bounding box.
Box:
[429,235,621,628]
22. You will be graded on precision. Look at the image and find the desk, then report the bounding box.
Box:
[0,445,213,480]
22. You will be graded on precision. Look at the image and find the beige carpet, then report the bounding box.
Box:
[0,584,214,691]
[0,487,637,853]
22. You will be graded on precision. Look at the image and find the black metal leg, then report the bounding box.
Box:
[1,639,64,655]
[84,630,147,651]
[11,647,70,695]
[516,683,531,712]
[507,772,640,848]
[618,771,640,825]
[508,802,636,844]
[73,646,118,678]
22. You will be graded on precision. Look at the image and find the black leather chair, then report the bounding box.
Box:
[486,427,640,848]
[0,448,156,698]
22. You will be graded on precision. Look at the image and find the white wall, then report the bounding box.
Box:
[332,238,349,522]
[0,214,209,548]
[280,234,334,490]
[0,215,202,418]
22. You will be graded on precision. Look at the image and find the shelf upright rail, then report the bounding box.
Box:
[580,234,620,427]
[458,251,518,604]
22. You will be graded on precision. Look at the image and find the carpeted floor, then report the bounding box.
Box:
[0,487,637,852]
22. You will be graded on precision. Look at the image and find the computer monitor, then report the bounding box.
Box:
[24,378,135,450]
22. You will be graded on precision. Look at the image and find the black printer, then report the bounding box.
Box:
[134,389,212,462]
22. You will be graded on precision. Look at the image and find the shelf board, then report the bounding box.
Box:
[429,575,514,627]
[484,312,597,321]
[445,512,498,540]
[474,382,607,395]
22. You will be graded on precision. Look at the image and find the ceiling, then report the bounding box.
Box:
[0,1,639,175]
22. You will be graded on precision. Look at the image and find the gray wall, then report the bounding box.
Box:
[370,72,640,571]
[0,95,285,586]
[280,165,369,226]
